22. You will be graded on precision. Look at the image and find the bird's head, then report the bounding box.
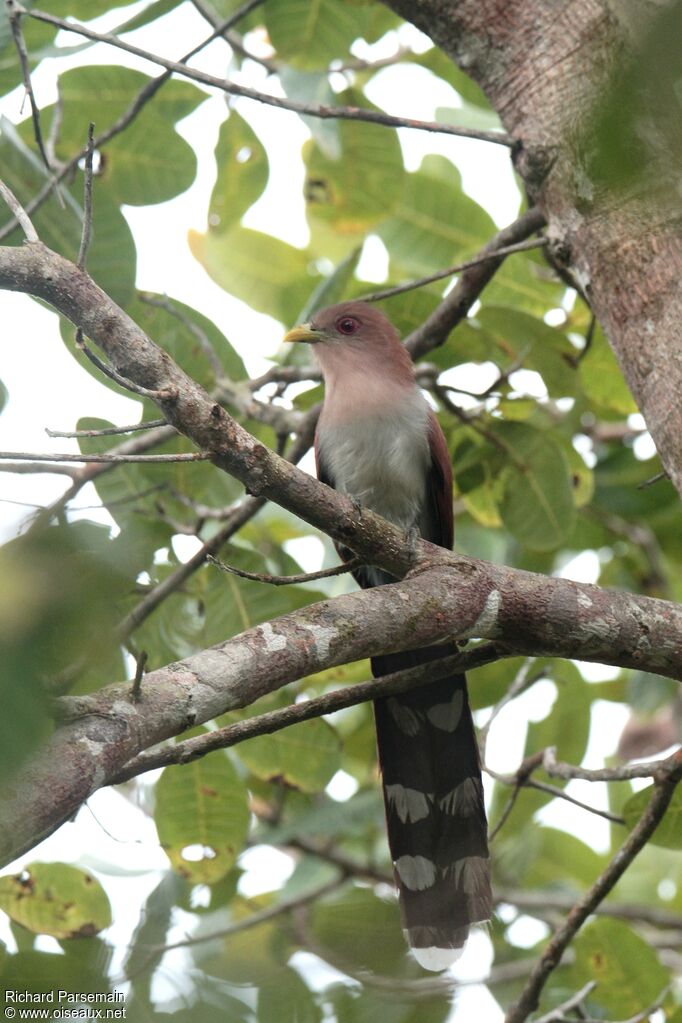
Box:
[283,301,399,350]
[284,301,413,387]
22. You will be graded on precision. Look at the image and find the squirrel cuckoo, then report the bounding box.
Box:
[284,301,491,970]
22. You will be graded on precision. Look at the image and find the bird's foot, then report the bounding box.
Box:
[350,495,363,518]
[405,525,420,562]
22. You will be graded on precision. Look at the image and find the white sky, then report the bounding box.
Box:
[0,4,632,1018]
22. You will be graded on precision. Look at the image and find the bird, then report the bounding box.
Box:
[284,300,491,971]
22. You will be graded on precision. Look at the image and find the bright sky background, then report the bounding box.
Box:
[0,3,633,1018]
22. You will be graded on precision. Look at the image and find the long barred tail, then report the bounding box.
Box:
[372,644,491,971]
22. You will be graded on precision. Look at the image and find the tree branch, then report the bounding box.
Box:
[23,7,511,147]
[405,207,547,358]
[2,550,682,865]
[110,643,505,783]
[504,749,682,1023]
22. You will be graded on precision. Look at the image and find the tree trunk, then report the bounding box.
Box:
[384,0,682,496]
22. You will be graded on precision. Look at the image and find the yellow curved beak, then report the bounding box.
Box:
[283,323,323,344]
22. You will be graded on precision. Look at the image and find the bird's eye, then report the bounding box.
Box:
[337,316,359,335]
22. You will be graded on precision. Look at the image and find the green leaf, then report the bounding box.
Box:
[54,66,204,205]
[304,90,404,239]
[415,49,493,110]
[265,0,363,69]
[235,716,342,793]
[572,919,669,1019]
[517,828,605,888]
[0,949,111,1003]
[0,864,111,939]
[579,322,637,414]
[2,120,136,307]
[476,306,579,398]
[0,10,56,96]
[132,543,323,667]
[436,103,502,132]
[189,224,316,323]
[295,246,362,322]
[260,787,384,845]
[311,886,406,974]
[491,421,576,550]
[131,292,247,387]
[378,156,496,275]
[209,111,269,230]
[623,784,682,849]
[155,752,250,883]
[526,661,592,768]
[280,67,340,158]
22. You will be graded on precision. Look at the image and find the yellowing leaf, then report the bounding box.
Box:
[236,717,342,793]
[0,864,111,939]
[155,753,249,884]
[623,783,682,849]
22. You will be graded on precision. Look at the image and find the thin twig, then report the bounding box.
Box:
[131,651,147,704]
[139,293,223,378]
[359,237,548,303]
[114,402,321,642]
[25,7,512,147]
[0,461,76,476]
[480,658,540,758]
[141,877,344,958]
[543,746,676,782]
[31,424,177,534]
[76,328,178,401]
[504,749,682,1023]
[0,0,266,242]
[0,177,38,242]
[77,123,95,270]
[0,451,211,464]
[406,207,547,359]
[496,889,682,931]
[46,419,167,438]
[637,469,668,489]
[576,312,596,365]
[6,0,53,175]
[208,553,363,586]
[110,643,508,783]
[532,981,597,1023]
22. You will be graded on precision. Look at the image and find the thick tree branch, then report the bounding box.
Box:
[2,554,682,866]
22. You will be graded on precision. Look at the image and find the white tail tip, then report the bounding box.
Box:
[411,945,463,971]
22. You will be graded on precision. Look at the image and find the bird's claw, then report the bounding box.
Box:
[350,496,363,518]
[405,525,420,560]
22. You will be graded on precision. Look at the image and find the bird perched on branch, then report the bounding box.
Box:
[284,301,491,971]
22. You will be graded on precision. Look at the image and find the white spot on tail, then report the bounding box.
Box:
[395,855,437,891]
[388,699,422,736]
[448,856,490,896]
[385,784,432,823]
[411,945,463,971]
[426,690,463,732]
[439,777,483,817]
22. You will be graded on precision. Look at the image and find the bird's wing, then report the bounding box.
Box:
[419,411,454,550]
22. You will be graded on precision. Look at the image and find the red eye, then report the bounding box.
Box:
[337,316,359,335]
